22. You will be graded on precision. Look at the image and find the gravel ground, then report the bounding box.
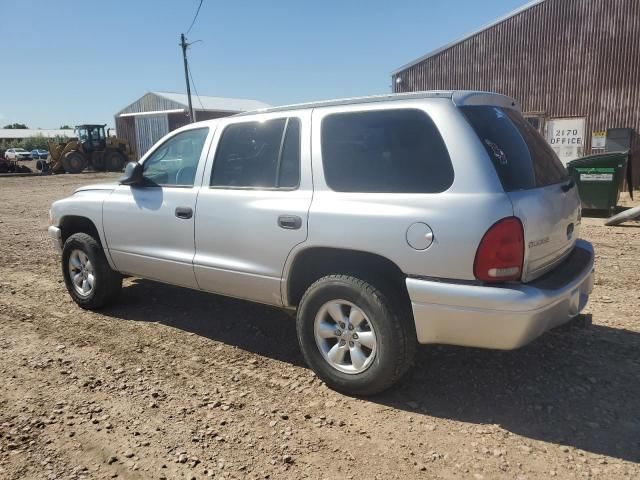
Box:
[0,173,639,480]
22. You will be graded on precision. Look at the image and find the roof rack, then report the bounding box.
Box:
[235,90,454,116]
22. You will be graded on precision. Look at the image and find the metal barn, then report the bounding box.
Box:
[392,0,640,188]
[115,92,270,159]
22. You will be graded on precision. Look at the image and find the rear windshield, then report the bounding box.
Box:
[460,106,568,191]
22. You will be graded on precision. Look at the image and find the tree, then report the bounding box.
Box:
[60,124,72,129]
[3,123,28,129]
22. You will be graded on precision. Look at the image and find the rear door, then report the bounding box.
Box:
[193,112,312,306]
[460,105,580,281]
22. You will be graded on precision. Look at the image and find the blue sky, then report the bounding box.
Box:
[1,0,527,128]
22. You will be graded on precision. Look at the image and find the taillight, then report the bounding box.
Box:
[474,217,524,283]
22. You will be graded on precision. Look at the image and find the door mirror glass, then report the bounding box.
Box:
[120,162,143,185]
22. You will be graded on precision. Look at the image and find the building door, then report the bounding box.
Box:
[135,114,169,158]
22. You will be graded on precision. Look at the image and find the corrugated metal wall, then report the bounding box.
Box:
[115,116,136,159]
[134,115,169,158]
[393,0,640,188]
[195,111,234,122]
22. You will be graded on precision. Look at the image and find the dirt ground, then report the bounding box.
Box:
[1,173,639,480]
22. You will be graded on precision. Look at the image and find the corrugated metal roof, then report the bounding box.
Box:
[391,0,546,75]
[116,92,271,117]
[152,91,271,113]
[0,129,74,139]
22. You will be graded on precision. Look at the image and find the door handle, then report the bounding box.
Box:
[561,179,575,192]
[278,215,302,230]
[175,206,193,219]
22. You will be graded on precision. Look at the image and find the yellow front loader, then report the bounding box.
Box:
[42,124,135,174]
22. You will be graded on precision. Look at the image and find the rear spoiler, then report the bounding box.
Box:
[452,91,521,111]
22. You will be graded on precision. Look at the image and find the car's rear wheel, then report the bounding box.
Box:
[296,275,416,395]
[62,233,122,309]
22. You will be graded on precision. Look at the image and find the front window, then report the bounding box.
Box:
[142,128,209,187]
[77,128,89,142]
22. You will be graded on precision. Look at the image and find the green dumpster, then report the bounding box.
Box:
[567,152,629,215]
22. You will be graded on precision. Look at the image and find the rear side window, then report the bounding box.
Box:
[211,118,300,189]
[321,109,454,193]
[460,106,568,191]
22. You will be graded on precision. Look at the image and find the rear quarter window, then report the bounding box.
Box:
[321,109,454,193]
[460,106,568,191]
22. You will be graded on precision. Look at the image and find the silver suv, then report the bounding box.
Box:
[49,91,594,395]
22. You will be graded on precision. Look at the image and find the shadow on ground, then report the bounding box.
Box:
[102,278,640,463]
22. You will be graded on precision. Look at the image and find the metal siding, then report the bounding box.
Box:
[115,116,137,159]
[168,112,191,131]
[134,115,169,158]
[393,0,640,187]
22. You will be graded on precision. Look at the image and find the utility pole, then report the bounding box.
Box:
[180,33,195,123]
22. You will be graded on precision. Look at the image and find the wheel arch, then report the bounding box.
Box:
[59,214,118,270]
[59,215,104,245]
[284,247,410,308]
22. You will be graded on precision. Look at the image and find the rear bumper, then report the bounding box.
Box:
[48,225,62,254]
[407,239,595,350]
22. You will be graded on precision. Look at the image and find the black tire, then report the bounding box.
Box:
[91,151,106,171]
[62,233,122,310]
[104,149,126,172]
[62,151,88,174]
[296,275,416,396]
[36,159,50,172]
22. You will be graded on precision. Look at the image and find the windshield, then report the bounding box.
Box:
[15,148,27,152]
[460,106,568,191]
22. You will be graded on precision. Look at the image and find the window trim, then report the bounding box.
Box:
[139,126,210,189]
[319,107,455,194]
[209,117,301,191]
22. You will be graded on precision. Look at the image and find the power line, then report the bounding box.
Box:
[186,0,204,34]
[188,63,205,113]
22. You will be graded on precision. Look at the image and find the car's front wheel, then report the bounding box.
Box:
[296,275,416,395]
[62,233,122,309]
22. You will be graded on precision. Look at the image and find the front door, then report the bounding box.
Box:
[103,126,212,288]
[194,112,312,305]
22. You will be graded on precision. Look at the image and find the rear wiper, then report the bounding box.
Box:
[561,179,575,192]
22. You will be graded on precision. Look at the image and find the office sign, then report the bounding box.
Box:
[546,118,585,164]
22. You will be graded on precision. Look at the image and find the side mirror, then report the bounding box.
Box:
[119,162,143,185]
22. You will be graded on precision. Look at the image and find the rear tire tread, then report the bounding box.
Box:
[297,274,416,395]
